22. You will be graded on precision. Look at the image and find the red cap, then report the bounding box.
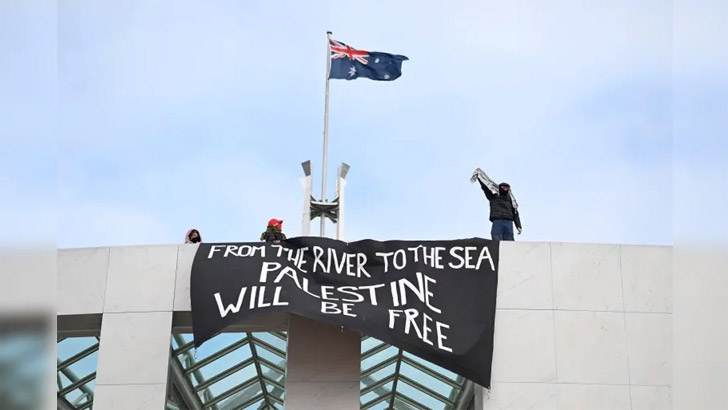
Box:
[268,218,283,228]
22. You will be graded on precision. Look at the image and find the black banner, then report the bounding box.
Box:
[191,237,499,387]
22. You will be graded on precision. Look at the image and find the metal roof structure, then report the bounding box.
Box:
[57,337,99,410]
[168,332,286,410]
[360,336,471,410]
[57,332,473,410]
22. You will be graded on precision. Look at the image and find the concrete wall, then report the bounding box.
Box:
[58,244,194,316]
[285,315,360,409]
[57,245,178,409]
[57,241,674,410]
[56,244,287,329]
[57,244,287,410]
[477,242,672,410]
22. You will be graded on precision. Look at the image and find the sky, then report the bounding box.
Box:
[1,0,725,249]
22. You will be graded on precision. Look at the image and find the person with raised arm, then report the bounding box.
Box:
[471,168,522,241]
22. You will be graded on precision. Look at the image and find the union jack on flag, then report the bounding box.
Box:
[328,38,408,82]
[330,39,370,64]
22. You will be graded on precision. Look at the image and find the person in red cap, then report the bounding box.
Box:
[260,219,287,244]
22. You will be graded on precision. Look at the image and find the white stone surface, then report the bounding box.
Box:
[482,383,558,410]
[551,242,624,311]
[631,385,672,410]
[491,309,557,383]
[558,384,631,410]
[497,242,553,309]
[626,313,672,386]
[284,381,359,410]
[554,311,629,384]
[93,383,167,410]
[104,245,178,312]
[674,248,728,410]
[173,244,198,311]
[57,247,109,315]
[621,245,672,313]
[96,312,173,385]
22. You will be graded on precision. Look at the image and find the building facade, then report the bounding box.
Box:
[57,241,672,410]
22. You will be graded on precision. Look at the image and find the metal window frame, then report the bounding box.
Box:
[170,332,289,410]
[247,332,274,410]
[359,338,472,410]
[183,337,250,375]
[56,337,100,410]
[204,374,260,408]
[167,331,475,410]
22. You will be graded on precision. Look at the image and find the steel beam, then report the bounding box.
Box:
[168,351,203,410]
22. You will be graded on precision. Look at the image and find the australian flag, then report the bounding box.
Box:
[328,39,408,81]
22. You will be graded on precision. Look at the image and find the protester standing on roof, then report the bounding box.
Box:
[261,219,286,244]
[471,168,522,241]
[185,229,202,244]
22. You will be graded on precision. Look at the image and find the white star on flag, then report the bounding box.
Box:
[348,66,357,76]
[383,74,390,79]
[375,57,380,63]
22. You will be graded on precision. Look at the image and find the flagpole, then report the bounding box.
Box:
[320,31,332,237]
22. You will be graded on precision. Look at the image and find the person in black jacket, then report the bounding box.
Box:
[260,219,287,244]
[471,168,522,241]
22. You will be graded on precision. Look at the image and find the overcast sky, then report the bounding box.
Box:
[2,0,725,248]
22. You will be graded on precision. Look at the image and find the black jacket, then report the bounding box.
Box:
[478,180,522,229]
[260,228,286,243]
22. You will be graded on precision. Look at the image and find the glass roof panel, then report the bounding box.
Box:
[361,336,383,353]
[63,351,99,380]
[264,379,285,399]
[396,378,449,410]
[402,351,461,382]
[199,367,258,401]
[366,400,390,410]
[57,336,99,410]
[393,395,423,410]
[361,362,396,390]
[57,337,97,362]
[260,365,285,385]
[239,396,265,410]
[361,345,398,371]
[170,332,287,410]
[192,343,253,382]
[359,339,470,410]
[177,333,247,367]
[399,361,458,398]
[251,332,287,352]
[361,380,393,406]
[254,345,286,368]
[208,377,262,409]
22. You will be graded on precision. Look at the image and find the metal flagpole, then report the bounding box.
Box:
[320,31,332,237]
